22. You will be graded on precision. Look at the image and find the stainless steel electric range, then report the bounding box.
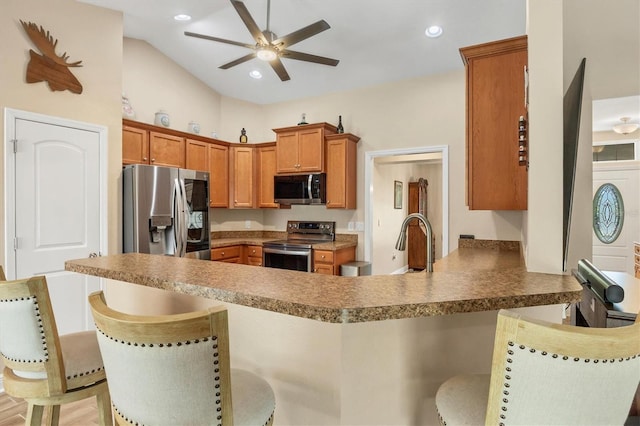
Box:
[262,221,335,272]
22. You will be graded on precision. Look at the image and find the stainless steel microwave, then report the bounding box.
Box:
[274,173,326,205]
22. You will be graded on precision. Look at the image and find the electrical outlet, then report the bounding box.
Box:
[355,222,364,231]
[348,222,355,231]
[245,220,251,229]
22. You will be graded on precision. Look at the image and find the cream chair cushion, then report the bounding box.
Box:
[436,374,489,425]
[231,368,275,425]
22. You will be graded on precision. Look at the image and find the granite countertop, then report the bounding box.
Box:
[65,241,582,323]
[210,238,356,251]
[210,231,358,251]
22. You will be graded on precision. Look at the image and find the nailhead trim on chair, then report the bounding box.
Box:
[0,296,48,362]
[96,331,223,426]
[498,341,640,426]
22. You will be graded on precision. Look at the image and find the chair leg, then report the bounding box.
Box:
[48,405,61,426]
[26,403,45,426]
[96,389,113,426]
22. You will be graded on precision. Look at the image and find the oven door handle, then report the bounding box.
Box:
[263,247,311,257]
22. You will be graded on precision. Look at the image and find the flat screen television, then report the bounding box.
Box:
[563,58,586,271]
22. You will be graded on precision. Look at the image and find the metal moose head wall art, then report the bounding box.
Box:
[20,20,83,94]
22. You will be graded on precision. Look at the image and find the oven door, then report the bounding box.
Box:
[263,246,312,272]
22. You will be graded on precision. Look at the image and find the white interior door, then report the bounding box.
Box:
[5,109,106,334]
[592,161,640,275]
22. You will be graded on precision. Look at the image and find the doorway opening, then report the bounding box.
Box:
[364,145,449,275]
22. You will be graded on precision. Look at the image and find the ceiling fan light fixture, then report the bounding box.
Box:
[612,116,639,135]
[173,14,192,21]
[257,47,278,61]
[425,25,443,38]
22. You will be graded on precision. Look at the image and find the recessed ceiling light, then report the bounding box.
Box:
[249,70,262,79]
[425,25,443,38]
[174,14,192,21]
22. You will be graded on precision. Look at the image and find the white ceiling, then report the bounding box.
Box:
[79,0,527,105]
[79,0,639,135]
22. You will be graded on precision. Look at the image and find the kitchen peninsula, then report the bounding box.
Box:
[66,242,581,424]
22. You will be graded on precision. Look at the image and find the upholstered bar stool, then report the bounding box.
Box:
[89,290,275,425]
[436,309,640,425]
[0,271,112,425]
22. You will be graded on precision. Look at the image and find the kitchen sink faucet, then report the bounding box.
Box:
[395,213,434,272]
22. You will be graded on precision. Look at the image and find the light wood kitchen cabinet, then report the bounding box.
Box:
[185,139,209,171]
[209,143,229,208]
[123,125,149,165]
[229,145,255,208]
[274,122,337,173]
[256,143,279,208]
[149,131,185,168]
[460,35,528,210]
[211,246,242,263]
[245,245,263,266]
[122,123,185,168]
[313,247,356,275]
[185,139,229,208]
[325,133,359,209]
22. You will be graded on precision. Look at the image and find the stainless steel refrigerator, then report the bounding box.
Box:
[123,164,210,260]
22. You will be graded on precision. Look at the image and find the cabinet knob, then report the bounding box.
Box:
[143,157,148,161]
[151,158,155,162]
[321,255,326,259]
[221,252,225,256]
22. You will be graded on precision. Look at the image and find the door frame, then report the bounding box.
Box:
[3,108,109,280]
[364,145,450,263]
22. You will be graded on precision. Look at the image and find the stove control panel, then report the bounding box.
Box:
[287,221,335,237]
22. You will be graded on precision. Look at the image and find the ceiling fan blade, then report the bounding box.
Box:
[269,57,291,81]
[219,52,257,69]
[281,49,339,67]
[230,0,268,45]
[272,20,330,49]
[184,31,254,49]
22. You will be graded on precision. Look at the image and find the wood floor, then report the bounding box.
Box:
[0,392,100,426]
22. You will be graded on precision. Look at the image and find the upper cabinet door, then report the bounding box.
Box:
[122,125,149,165]
[297,127,324,172]
[325,134,359,209]
[275,131,299,173]
[460,36,528,210]
[149,131,185,168]
[186,139,209,172]
[230,146,255,208]
[257,145,279,208]
[209,144,229,208]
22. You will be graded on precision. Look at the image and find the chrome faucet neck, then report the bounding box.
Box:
[395,213,434,272]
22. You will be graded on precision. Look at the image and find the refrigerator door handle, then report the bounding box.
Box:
[178,177,189,257]
[173,178,183,257]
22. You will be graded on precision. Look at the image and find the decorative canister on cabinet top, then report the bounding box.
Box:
[188,121,200,134]
[154,110,170,127]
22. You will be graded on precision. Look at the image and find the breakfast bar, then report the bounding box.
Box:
[66,245,582,425]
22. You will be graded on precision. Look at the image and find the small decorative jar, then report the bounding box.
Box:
[154,110,170,127]
[121,93,136,119]
[188,121,200,134]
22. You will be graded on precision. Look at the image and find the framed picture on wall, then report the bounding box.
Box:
[394,180,402,209]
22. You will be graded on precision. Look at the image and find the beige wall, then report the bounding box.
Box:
[0,0,123,263]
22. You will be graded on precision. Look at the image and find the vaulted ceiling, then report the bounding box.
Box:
[79,0,639,134]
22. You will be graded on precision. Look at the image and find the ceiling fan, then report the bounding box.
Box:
[184,0,339,81]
